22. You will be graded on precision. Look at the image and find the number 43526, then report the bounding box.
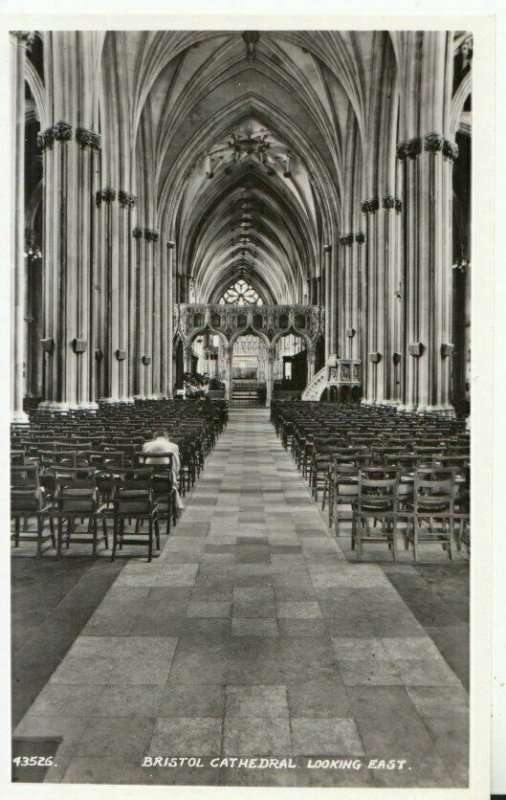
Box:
[13,756,54,767]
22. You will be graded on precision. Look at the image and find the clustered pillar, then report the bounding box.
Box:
[11,31,33,424]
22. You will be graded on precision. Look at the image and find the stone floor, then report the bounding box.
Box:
[12,408,469,788]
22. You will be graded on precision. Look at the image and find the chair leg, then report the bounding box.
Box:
[14,517,20,547]
[102,517,109,550]
[148,519,153,562]
[391,519,398,561]
[447,520,454,561]
[155,517,160,550]
[413,521,420,562]
[92,517,97,556]
[36,516,43,558]
[111,518,118,562]
[47,514,55,548]
[56,516,63,559]
[356,522,363,562]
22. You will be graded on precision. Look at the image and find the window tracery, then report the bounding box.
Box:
[218,279,263,306]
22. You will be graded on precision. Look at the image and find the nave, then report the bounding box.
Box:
[13,409,468,788]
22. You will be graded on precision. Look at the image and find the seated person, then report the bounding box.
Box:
[141,429,184,509]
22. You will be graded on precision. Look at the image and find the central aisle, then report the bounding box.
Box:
[15,409,467,788]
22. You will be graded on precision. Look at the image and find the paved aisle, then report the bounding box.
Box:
[15,409,468,788]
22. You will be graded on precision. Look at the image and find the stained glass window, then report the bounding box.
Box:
[218,279,263,306]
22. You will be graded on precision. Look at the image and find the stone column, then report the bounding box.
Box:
[38,32,102,411]
[166,241,175,398]
[11,32,34,424]
[361,198,380,402]
[352,233,365,364]
[386,197,403,405]
[184,344,193,375]
[265,348,275,408]
[118,192,137,401]
[99,187,132,404]
[339,235,353,359]
[224,345,233,401]
[323,244,332,361]
[396,31,456,415]
[397,135,457,413]
[151,230,162,398]
[142,229,157,398]
[27,252,44,398]
[132,227,144,398]
[307,346,316,383]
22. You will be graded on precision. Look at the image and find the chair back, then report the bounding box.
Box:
[11,465,43,512]
[413,470,456,514]
[357,468,399,514]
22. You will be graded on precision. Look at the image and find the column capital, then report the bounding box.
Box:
[361,198,379,214]
[118,190,137,208]
[53,121,73,142]
[442,139,459,161]
[424,132,445,153]
[37,127,55,151]
[12,31,36,48]
[323,244,332,254]
[381,196,403,213]
[338,234,354,247]
[96,188,116,206]
[76,128,101,150]
[396,137,422,160]
[144,229,159,243]
[355,232,366,244]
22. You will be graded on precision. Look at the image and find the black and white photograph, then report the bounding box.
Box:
[3,5,499,798]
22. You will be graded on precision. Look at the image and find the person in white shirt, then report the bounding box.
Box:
[141,429,184,509]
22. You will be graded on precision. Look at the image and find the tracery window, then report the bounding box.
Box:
[218,279,263,306]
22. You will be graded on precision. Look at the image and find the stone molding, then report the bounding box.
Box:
[37,127,55,151]
[424,132,445,153]
[337,233,366,246]
[396,137,422,160]
[38,124,102,151]
[144,229,160,243]
[397,134,458,162]
[361,198,379,214]
[442,140,459,161]
[13,31,36,48]
[95,188,117,206]
[53,121,73,142]
[382,196,403,212]
[76,128,101,150]
[118,190,137,208]
[132,227,144,239]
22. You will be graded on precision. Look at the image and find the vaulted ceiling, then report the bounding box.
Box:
[126,30,385,304]
[25,31,470,306]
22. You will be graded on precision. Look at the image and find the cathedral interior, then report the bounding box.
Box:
[10,29,472,789]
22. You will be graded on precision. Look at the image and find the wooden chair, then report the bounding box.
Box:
[104,469,160,562]
[404,469,458,561]
[50,467,106,558]
[11,465,55,557]
[354,467,400,561]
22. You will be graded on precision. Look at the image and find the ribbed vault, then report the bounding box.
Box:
[127,30,382,305]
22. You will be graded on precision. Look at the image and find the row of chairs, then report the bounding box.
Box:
[11,400,228,559]
[11,462,174,561]
[326,464,469,561]
[271,401,470,561]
